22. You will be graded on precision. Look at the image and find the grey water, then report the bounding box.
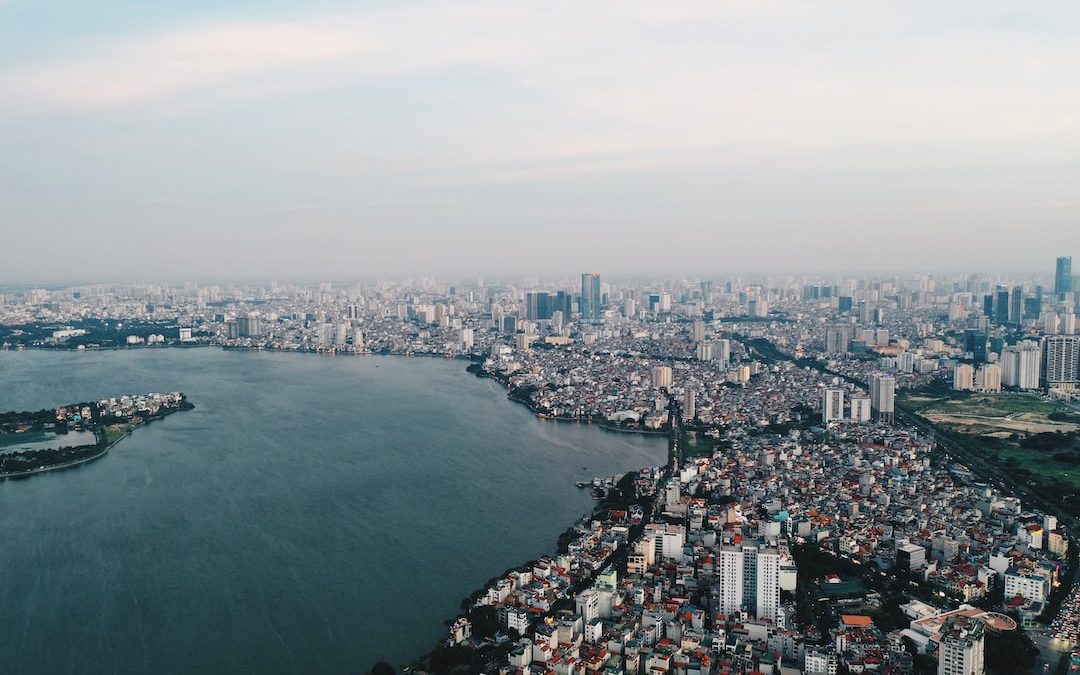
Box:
[0,348,665,674]
[0,429,97,454]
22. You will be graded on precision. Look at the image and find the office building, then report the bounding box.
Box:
[1057,256,1073,297]
[580,273,602,323]
[525,291,553,320]
[994,286,1010,326]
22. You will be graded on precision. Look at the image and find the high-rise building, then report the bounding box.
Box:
[1056,256,1073,297]
[937,616,985,675]
[696,341,715,362]
[651,366,673,389]
[1010,286,1023,327]
[1001,341,1042,389]
[975,364,1001,392]
[825,323,854,354]
[995,286,1010,326]
[580,273,602,323]
[683,389,696,420]
[953,364,974,391]
[237,315,261,337]
[716,540,781,624]
[691,319,706,342]
[1044,335,1080,389]
[822,388,844,422]
[526,291,553,320]
[716,339,732,364]
[870,373,896,423]
[849,395,872,422]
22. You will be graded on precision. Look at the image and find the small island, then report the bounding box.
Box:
[0,392,193,478]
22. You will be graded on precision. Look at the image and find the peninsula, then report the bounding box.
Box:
[0,392,192,477]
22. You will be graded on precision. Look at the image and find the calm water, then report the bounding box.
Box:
[0,348,664,674]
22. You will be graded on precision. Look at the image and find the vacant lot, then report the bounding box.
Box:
[903,393,1080,435]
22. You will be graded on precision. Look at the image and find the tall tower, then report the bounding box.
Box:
[870,373,896,423]
[1044,335,1080,389]
[822,388,845,422]
[1056,256,1073,297]
[580,273,602,324]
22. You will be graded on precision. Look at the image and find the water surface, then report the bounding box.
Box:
[0,348,664,674]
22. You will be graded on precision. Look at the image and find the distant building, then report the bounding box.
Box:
[953,364,974,391]
[825,323,854,354]
[1044,335,1080,390]
[870,373,896,423]
[849,395,872,422]
[652,366,673,389]
[822,388,844,422]
[1056,256,1073,297]
[237,315,260,338]
[975,364,1001,392]
[580,273,602,323]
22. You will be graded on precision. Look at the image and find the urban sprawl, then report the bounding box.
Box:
[2,257,1080,675]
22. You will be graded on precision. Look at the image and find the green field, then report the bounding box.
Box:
[103,424,131,446]
[987,444,1080,494]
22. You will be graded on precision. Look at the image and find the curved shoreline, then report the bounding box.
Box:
[0,442,112,479]
[0,404,190,480]
[0,347,662,668]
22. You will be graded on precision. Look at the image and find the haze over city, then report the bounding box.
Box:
[3,1,1080,280]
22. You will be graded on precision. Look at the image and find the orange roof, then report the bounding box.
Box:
[841,614,875,627]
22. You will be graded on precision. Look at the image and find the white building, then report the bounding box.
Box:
[1045,335,1080,389]
[849,395,872,422]
[937,616,984,675]
[822,388,844,422]
[953,364,974,391]
[651,366,673,389]
[1003,568,1050,603]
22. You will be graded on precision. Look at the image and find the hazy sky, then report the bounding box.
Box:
[2,1,1078,281]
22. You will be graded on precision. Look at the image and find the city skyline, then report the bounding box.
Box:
[3,1,1080,280]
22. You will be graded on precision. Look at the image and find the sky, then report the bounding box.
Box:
[1,0,1078,282]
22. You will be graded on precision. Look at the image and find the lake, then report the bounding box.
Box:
[0,348,665,674]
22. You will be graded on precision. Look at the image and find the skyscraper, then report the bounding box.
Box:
[870,373,896,423]
[995,286,1010,326]
[525,291,553,320]
[580,273,601,324]
[1056,256,1073,296]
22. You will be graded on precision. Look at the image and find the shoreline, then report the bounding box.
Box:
[0,402,191,480]
[0,346,664,668]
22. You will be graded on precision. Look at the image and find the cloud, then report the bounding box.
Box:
[0,20,370,108]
